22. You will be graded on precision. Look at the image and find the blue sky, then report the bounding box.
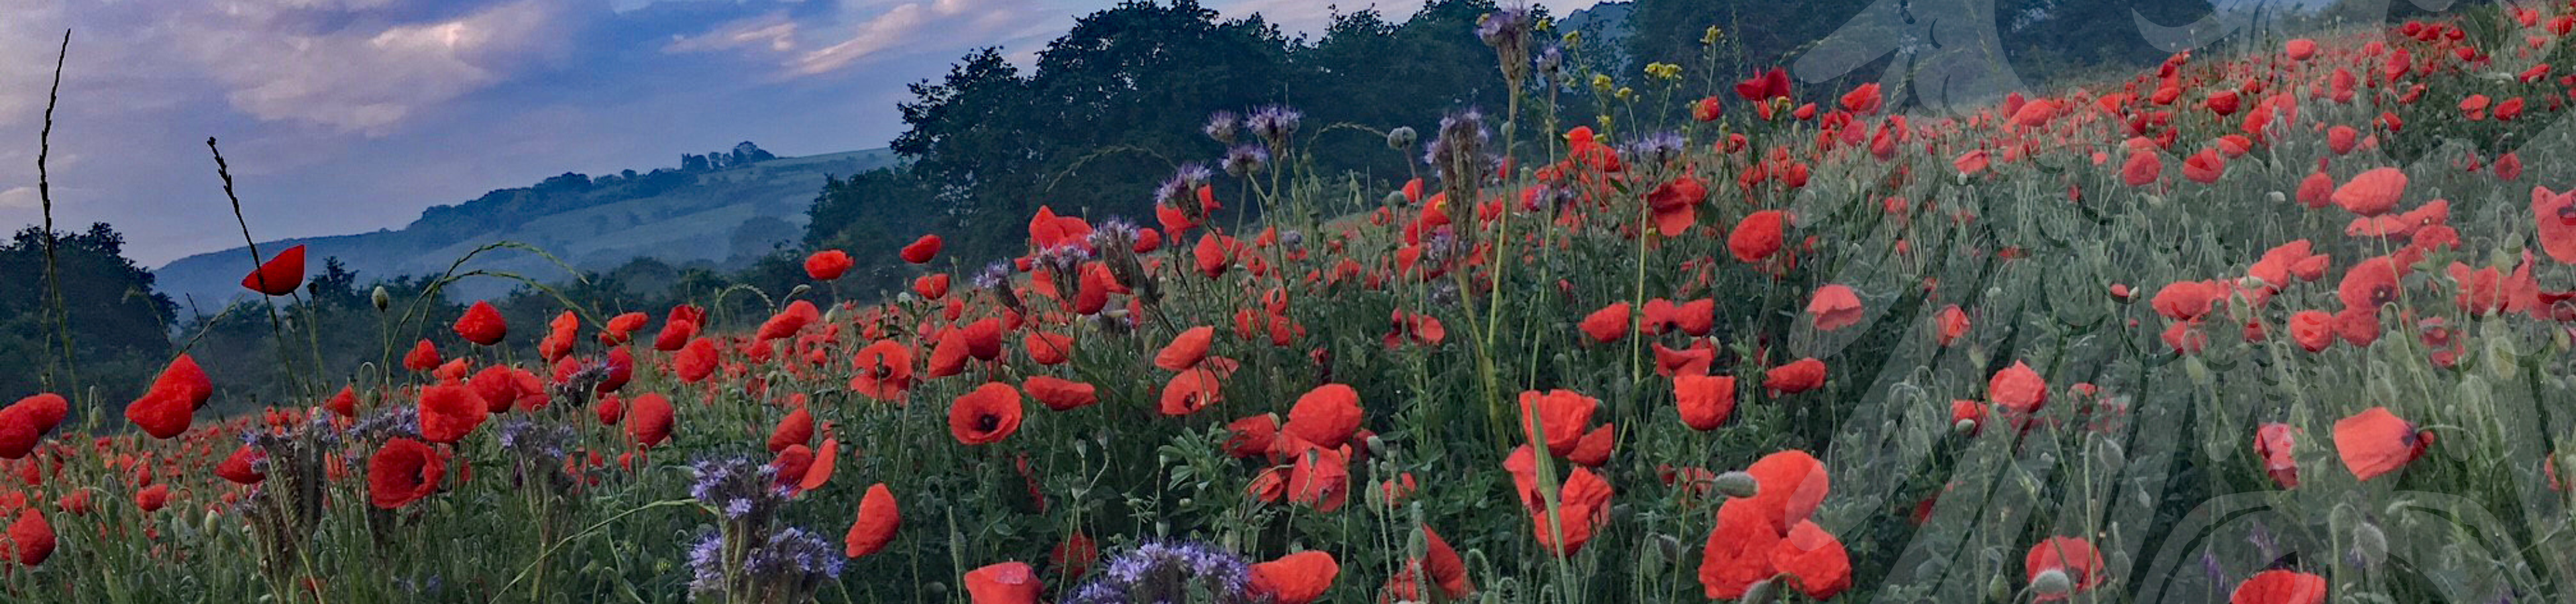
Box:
[0,0,1597,266]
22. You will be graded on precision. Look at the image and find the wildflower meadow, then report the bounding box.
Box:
[12,2,2576,604]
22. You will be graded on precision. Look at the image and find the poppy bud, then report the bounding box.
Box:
[1953,418,1979,436]
[1651,532,1684,562]
[2266,191,2286,203]
[1388,127,1417,149]
[2351,521,2388,568]
[2029,568,2074,598]
[1987,574,2012,602]
[1713,471,1760,498]
[2093,438,2127,470]
[2184,356,2211,385]
[372,287,391,311]
[1740,578,1780,604]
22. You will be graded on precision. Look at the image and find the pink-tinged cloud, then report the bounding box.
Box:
[788,0,1062,76]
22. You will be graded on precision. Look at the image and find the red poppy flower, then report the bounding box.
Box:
[949,383,1024,445]
[367,438,446,509]
[2182,148,2225,183]
[1932,304,1971,346]
[454,301,507,346]
[1729,210,1788,263]
[2334,407,2430,481]
[767,407,815,452]
[2286,38,2316,60]
[845,483,900,558]
[1052,531,1099,578]
[2023,536,2105,599]
[1566,423,1617,467]
[1735,66,1790,101]
[963,562,1042,604]
[2334,168,2408,217]
[2255,422,2300,488]
[136,484,170,513]
[1250,551,1339,604]
[804,250,853,281]
[1742,449,1831,531]
[606,311,647,336]
[1578,303,1631,343]
[2534,186,2576,264]
[1223,415,1280,458]
[1988,361,2049,415]
[395,339,439,373]
[1284,384,1363,449]
[800,438,839,492]
[653,319,698,352]
[2121,150,2162,187]
[2288,310,2335,352]
[1764,358,1827,394]
[1287,446,1351,512]
[1022,375,1097,411]
[625,393,675,448]
[2151,280,2227,321]
[1640,299,1713,337]
[1413,526,1473,598]
[1700,499,1787,599]
[1953,149,1992,175]
[2230,570,2326,604]
[1155,326,1215,371]
[126,356,210,439]
[913,274,951,300]
[5,509,52,566]
[674,338,720,383]
[417,383,488,444]
[2338,254,2405,311]
[1533,467,1611,556]
[1807,285,1863,331]
[850,340,915,401]
[1519,389,1598,457]
[758,300,820,342]
[1770,520,1852,599]
[901,234,943,264]
[1674,374,1737,431]
[216,444,265,485]
[1159,368,1225,416]
[0,393,68,459]
[240,244,307,296]
[1647,176,1708,236]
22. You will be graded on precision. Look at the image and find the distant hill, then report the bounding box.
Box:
[156,146,900,307]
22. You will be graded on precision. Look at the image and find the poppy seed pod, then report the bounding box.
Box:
[1713,471,1760,498]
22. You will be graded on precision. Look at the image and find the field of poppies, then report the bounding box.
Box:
[12,3,2576,604]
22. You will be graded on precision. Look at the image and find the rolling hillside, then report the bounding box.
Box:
[155,148,900,307]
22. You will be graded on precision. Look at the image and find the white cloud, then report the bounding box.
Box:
[663,12,804,54]
[0,187,35,211]
[180,0,569,135]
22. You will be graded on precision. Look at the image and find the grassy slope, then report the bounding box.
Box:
[152,148,901,308]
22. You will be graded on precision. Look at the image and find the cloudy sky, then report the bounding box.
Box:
[0,0,1598,266]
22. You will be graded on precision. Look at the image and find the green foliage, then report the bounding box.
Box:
[0,223,175,406]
